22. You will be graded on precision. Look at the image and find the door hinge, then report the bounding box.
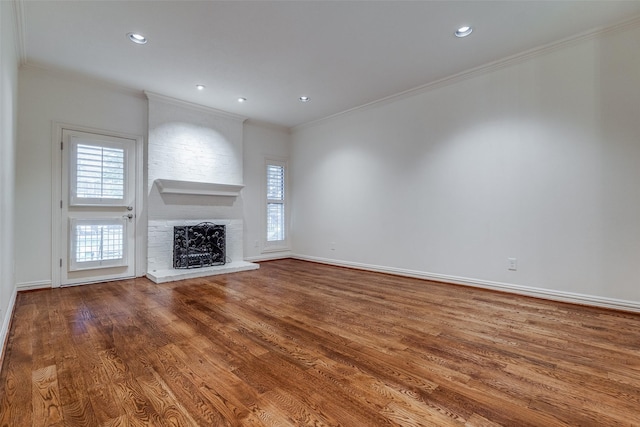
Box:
[59,258,62,268]
[60,141,63,150]
[60,200,63,209]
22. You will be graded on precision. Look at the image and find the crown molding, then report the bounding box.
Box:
[245,118,292,134]
[20,62,147,99]
[293,14,640,133]
[145,91,248,123]
[12,0,26,64]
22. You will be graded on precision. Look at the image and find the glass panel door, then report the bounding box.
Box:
[61,129,136,285]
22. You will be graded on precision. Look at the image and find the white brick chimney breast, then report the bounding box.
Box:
[145,92,258,283]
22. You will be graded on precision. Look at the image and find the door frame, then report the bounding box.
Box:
[51,122,145,288]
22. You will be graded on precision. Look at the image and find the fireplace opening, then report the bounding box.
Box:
[173,222,226,269]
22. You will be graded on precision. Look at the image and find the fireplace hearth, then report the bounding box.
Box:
[173,222,226,269]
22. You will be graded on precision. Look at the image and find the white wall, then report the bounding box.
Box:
[16,66,147,287]
[1,0,19,358]
[243,120,291,260]
[291,23,640,309]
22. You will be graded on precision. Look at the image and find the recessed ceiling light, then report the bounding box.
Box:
[127,32,147,44]
[299,96,310,102]
[238,97,247,103]
[196,84,205,90]
[455,26,473,38]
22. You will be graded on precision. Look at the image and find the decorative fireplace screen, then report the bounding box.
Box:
[173,222,226,269]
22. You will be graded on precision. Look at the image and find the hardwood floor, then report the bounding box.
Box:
[1,259,639,426]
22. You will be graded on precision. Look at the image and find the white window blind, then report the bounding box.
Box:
[69,218,127,270]
[267,164,284,200]
[76,144,125,199]
[69,136,129,206]
[266,163,285,242]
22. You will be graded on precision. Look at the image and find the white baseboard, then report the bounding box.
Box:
[16,280,52,291]
[244,251,293,263]
[292,254,640,313]
[0,286,18,366]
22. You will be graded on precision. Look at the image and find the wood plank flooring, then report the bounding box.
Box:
[1,259,639,426]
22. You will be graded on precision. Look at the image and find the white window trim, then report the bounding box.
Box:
[263,157,290,253]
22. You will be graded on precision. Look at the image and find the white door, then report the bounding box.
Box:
[60,129,137,286]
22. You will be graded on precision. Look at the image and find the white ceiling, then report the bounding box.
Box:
[19,1,640,128]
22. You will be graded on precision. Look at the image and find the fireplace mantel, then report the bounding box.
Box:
[155,179,244,197]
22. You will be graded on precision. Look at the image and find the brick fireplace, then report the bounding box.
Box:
[145,92,258,283]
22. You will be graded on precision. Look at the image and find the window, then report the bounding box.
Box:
[69,218,127,270]
[266,161,287,245]
[69,137,128,206]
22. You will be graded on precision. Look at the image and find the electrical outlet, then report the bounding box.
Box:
[330,242,336,251]
[508,257,518,271]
